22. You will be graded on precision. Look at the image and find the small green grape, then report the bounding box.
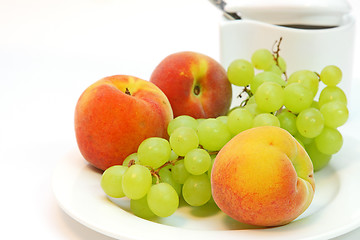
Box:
[227,59,255,86]
[122,165,152,200]
[184,148,211,175]
[296,108,324,138]
[138,137,171,169]
[320,65,342,86]
[255,81,284,113]
[147,183,179,217]
[251,49,275,70]
[170,126,199,156]
[101,165,128,198]
[253,113,280,127]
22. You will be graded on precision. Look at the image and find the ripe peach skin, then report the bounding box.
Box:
[211,126,315,227]
[74,75,173,171]
[150,51,232,119]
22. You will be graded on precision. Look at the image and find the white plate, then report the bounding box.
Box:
[52,132,360,240]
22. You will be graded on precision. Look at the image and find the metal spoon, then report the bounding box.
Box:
[208,0,242,20]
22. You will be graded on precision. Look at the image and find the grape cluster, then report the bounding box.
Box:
[100,115,231,219]
[227,47,348,171]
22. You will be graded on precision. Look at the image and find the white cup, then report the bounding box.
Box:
[219,15,356,107]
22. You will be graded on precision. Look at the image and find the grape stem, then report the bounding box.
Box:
[238,86,253,107]
[272,37,288,81]
[148,156,184,184]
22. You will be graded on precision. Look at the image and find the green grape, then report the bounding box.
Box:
[294,132,313,146]
[197,118,232,151]
[314,127,343,155]
[244,103,266,116]
[311,100,320,109]
[182,174,212,207]
[253,113,280,127]
[318,86,347,107]
[100,165,128,198]
[296,108,324,138]
[171,159,190,184]
[305,142,332,172]
[169,126,199,156]
[158,166,181,196]
[251,71,285,93]
[138,137,171,169]
[216,115,228,125]
[130,195,156,219]
[265,64,283,76]
[320,101,349,128]
[169,150,178,161]
[255,81,284,113]
[284,82,313,113]
[247,96,256,104]
[227,107,254,136]
[251,48,275,70]
[184,148,211,175]
[287,70,319,97]
[147,183,179,217]
[167,115,198,135]
[320,65,342,86]
[122,153,139,167]
[294,137,305,148]
[227,59,255,86]
[276,110,297,135]
[122,165,152,200]
[207,155,216,179]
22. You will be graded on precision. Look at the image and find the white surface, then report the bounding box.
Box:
[1,0,360,239]
[52,132,360,240]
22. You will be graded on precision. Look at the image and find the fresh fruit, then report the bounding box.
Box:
[320,65,342,86]
[100,165,127,198]
[169,127,199,156]
[283,82,313,113]
[251,48,275,70]
[254,81,284,112]
[75,75,173,170]
[314,127,343,155]
[150,51,232,119]
[99,113,233,219]
[122,164,152,200]
[147,183,179,217]
[182,173,212,207]
[137,137,171,169]
[211,126,315,227]
[227,59,254,86]
[184,148,211,175]
[227,108,254,136]
[95,45,350,223]
[196,118,232,151]
[287,70,319,97]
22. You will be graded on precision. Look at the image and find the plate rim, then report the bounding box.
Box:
[52,134,360,240]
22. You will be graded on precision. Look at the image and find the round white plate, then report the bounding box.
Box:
[52,132,360,240]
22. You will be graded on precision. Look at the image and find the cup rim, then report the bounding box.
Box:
[220,14,356,33]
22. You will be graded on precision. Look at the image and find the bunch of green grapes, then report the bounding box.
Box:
[100,115,231,219]
[227,48,349,171]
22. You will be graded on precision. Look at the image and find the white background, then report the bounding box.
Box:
[0,0,359,239]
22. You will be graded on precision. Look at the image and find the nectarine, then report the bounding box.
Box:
[74,75,173,170]
[150,51,232,119]
[211,126,315,226]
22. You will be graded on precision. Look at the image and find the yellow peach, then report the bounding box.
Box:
[211,126,315,226]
